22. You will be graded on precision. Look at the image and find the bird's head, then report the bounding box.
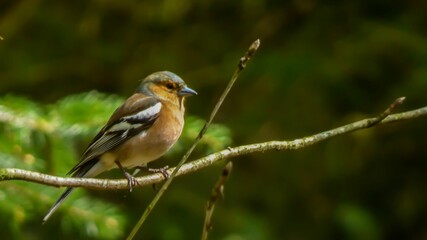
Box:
[137,71,197,105]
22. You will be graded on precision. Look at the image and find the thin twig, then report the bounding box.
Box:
[366,96,406,127]
[201,162,233,240]
[126,39,261,240]
[1,103,426,189]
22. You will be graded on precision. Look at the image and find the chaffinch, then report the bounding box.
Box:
[43,71,197,222]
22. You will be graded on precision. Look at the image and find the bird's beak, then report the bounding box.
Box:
[178,86,198,97]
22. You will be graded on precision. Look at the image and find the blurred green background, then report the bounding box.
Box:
[1,1,427,239]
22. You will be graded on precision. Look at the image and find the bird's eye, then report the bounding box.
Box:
[166,83,174,90]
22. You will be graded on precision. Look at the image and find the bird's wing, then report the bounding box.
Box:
[67,94,162,175]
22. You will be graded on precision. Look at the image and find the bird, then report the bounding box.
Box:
[43,71,197,222]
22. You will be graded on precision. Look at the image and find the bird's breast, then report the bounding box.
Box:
[115,104,184,168]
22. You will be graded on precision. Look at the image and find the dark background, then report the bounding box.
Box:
[0,1,426,239]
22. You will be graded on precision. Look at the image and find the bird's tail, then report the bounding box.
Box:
[43,187,74,223]
[43,159,99,223]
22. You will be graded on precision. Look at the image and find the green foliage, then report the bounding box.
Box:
[1,1,427,239]
[0,92,231,239]
[336,203,380,240]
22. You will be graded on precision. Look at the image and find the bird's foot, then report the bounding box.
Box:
[137,165,170,179]
[135,165,170,190]
[147,165,170,179]
[123,171,140,192]
[115,161,140,192]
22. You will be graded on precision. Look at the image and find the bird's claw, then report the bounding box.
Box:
[115,160,140,192]
[123,171,140,192]
[147,165,170,179]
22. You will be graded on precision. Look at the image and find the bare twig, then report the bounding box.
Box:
[126,39,261,240]
[366,96,406,127]
[1,102,426,189]
[201,162,233,240]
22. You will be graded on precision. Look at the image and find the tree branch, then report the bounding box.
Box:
[201,161,233,240]
[1,101,426,189]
